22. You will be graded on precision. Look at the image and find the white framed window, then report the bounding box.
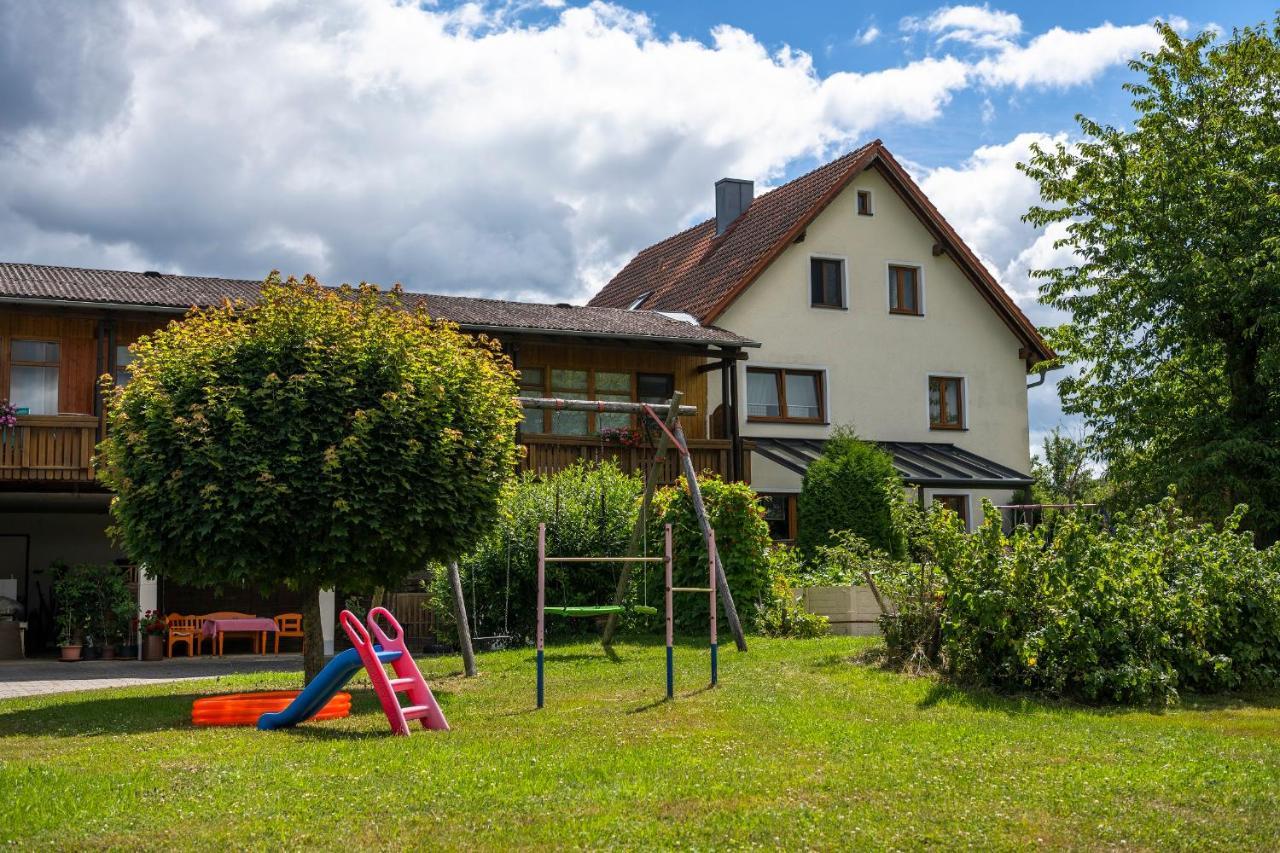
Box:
[808,255,847,309]
[856,189,873,216]
[10,339,59,415]
[927,374,967,431]
[746,364,827,424]
[885,261,925,316]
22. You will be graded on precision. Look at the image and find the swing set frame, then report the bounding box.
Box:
[535,521,718,708]
[444,392,746,692]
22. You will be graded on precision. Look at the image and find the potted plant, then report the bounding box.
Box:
[55,608,87,661]
[51,561,96,662]
[139,610,166,661]
[97,569,136,660]
[599,426,646,449]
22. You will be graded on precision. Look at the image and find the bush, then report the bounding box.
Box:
[938,495,1280,704]
[797,428,905,562]
[819,524,948,670]
[437,461,645,642]
[650,474,772,634]
[754,545,829,639]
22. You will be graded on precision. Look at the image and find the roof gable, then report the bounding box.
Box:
[589,141,1054,365]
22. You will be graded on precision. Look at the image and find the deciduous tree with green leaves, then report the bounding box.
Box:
[1021,20,1280,543]
[97,276,521,681]
[1030,428,1105,506]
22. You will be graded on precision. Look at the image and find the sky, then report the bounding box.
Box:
[1,0,1274,453]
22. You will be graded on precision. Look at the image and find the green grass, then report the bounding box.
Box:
[2,636,1278,850]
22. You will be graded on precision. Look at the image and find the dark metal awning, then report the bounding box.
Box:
[750,438,1033,489]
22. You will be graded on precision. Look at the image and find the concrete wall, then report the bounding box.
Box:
[796,585,883,636]
[711,166,1031,511]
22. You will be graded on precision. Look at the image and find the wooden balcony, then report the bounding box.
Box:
[0,415,99,485]
[520,434,749,484]
[0,419,749,489]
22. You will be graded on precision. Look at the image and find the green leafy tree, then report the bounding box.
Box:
[1030,428,1104,505]
[1021,20,1280,542]
[97,276,522,681]
[796,428,905,561]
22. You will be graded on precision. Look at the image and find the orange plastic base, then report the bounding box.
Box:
[191,690,352,727]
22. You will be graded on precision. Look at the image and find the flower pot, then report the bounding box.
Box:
[59,644,83,662]
[101,645,117,661]
[142,634,164,661]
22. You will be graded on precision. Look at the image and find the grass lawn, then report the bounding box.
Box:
[2,636,1278,850]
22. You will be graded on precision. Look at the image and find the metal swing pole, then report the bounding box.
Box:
[708,529,718,686]
[536,522,546,709]
[664,523,674,699]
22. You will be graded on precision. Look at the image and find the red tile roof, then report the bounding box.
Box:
[0,263,757,348]
[589,140,1054,364]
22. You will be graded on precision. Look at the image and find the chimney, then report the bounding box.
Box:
[715,178,753,235]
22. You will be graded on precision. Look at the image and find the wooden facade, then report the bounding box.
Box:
[0,304,743,488]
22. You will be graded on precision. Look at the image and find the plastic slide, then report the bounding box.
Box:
[256,645,403,730]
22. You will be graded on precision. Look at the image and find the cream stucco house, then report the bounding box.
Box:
[590,140,1054,536]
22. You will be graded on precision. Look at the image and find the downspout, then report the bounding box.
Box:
[1026,367,1048,389]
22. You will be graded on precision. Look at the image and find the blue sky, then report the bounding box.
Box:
[1,0,1274,455]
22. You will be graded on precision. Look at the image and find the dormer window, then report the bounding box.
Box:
[627,291,652,310]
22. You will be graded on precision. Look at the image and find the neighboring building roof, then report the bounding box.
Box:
[751,437,1033,489]
[589,140,1054,365]
[0,263,757,349]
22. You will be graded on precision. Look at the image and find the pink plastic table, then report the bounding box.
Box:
[202,618,278,656]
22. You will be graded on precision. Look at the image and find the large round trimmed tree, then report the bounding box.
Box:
[97,275,522,681]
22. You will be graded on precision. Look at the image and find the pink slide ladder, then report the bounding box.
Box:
[340,606,449,736]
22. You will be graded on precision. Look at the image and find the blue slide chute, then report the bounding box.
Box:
[256,646,402,730]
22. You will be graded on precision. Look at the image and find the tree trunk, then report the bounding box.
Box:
[301,584,324,685]
[447,561,477,677]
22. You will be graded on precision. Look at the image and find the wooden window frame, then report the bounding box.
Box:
[856,189,873,216]
[888,264,923,316]
[516,366,676,435]
[808,256,846,310]
[9,337,61,415]
[933,494,970,529]
[746,367,825,424]
[760,492,798,542]
[928,375,965,431]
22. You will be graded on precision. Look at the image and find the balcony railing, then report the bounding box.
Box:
[520,434,748,484]
[0,419,750,488]
[0,415,99,484]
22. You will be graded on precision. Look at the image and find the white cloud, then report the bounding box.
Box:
[0,0,980,302]
[0,1,1168,304]
[854,25,881,46]
[974,21,1169,88]
[905,4,1023,49]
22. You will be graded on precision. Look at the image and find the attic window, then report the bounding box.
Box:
[857,190,873,216]
[627,291,652,310]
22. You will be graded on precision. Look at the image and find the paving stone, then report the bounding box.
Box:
[0,653,305,700]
